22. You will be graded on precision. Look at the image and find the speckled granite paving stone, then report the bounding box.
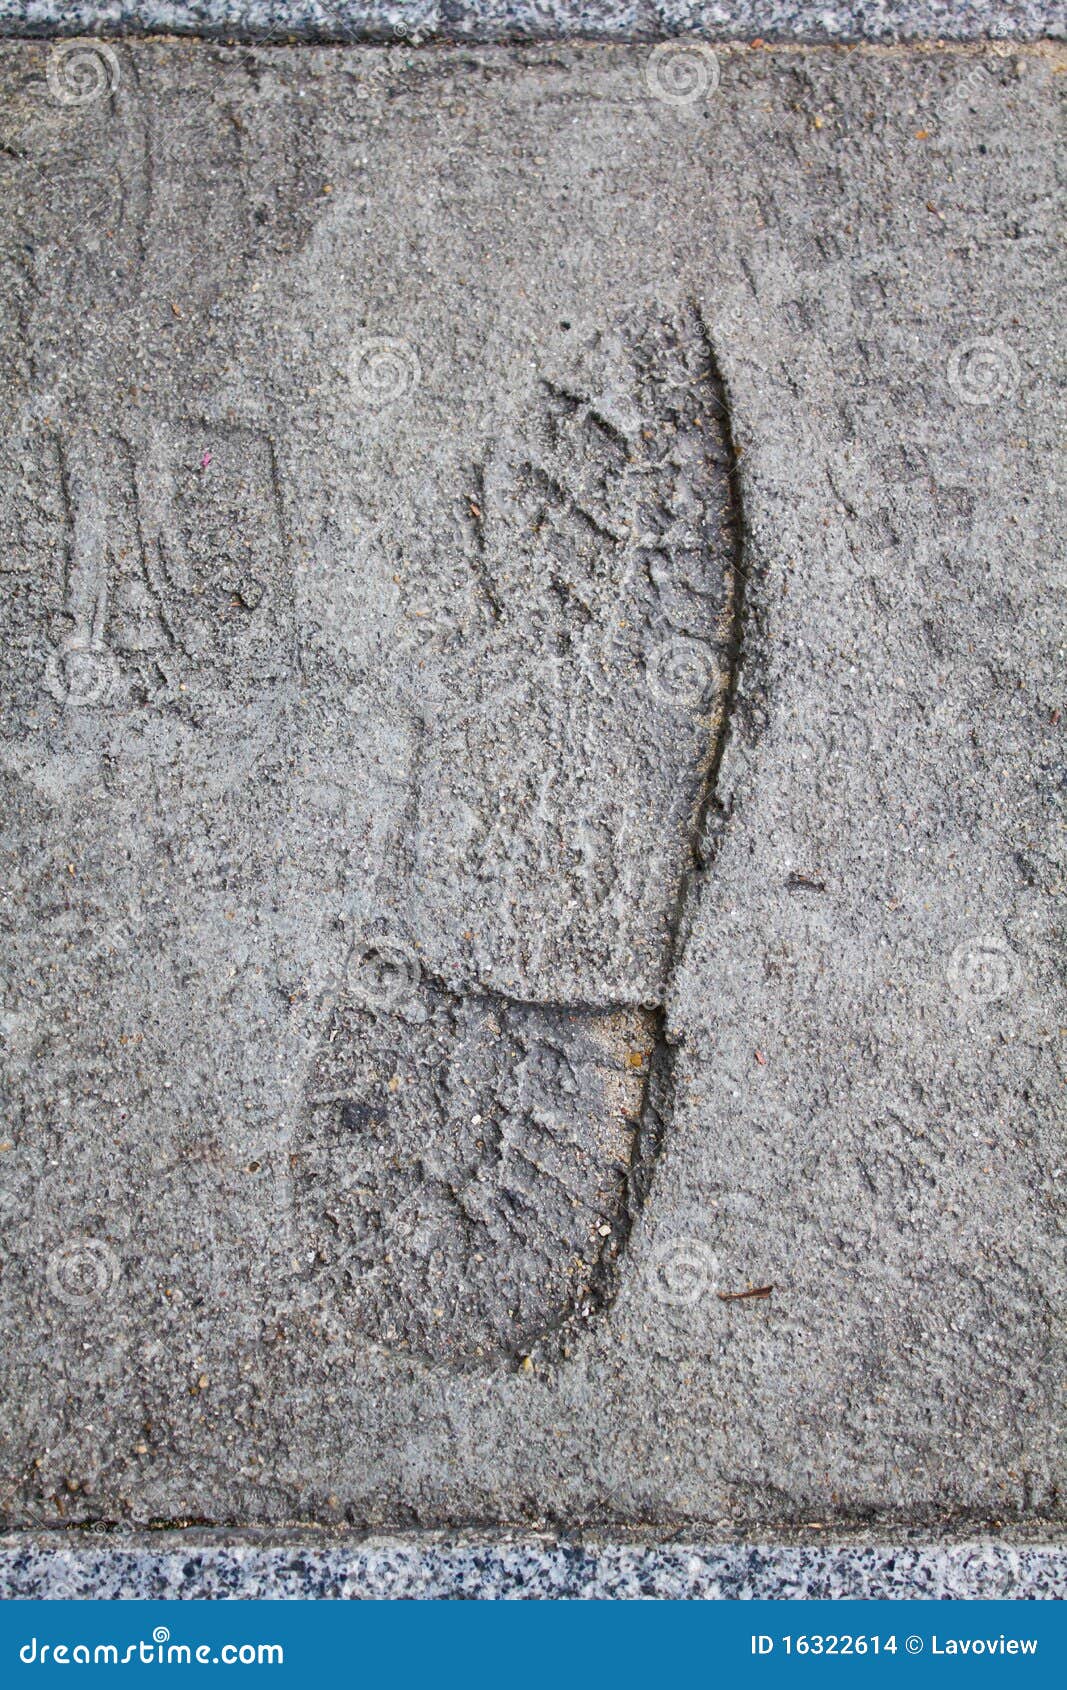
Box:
[0,38,1063,1540]
[2,1534,1066,1598]
[0,3,1062,45]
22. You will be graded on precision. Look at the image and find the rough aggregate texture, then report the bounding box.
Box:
[0,3,1063,46]
[2,1532,1066,1598]
[0,38,1063,1537]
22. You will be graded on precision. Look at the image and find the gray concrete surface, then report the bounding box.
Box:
[0,3,1063,46]
[0,37,1063,1544]
[3,1532,1065,1597]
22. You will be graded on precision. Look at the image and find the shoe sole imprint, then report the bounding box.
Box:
[292,302,745,1369]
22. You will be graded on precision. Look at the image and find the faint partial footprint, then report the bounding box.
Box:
[292,303,744,1368]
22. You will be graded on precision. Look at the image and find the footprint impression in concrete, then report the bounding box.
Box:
[294,305,742,1366]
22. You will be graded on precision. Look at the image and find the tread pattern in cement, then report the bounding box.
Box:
[294,307,741,1366]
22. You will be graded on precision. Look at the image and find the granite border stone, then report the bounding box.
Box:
[0,3,1062,45]
[2,1535,1065,1599]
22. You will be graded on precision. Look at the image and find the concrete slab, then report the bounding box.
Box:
[0,37,1063,1539]
[0,3,1064,46]
[2,1532,1065,1598]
